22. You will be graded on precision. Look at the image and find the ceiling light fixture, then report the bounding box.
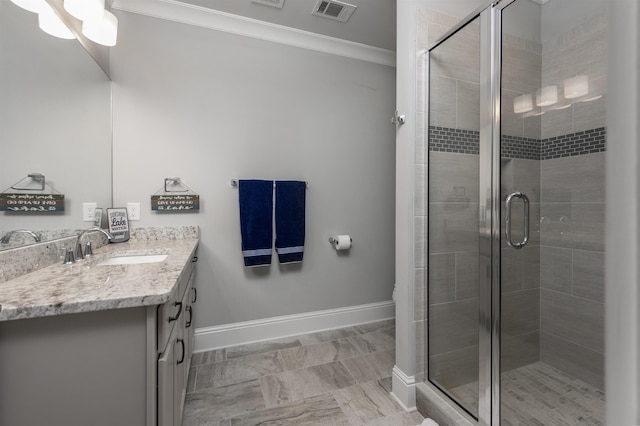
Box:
[82,9,118,47]
[64,0,105,22]
[10,0,50,14]
[513,94,533,114]
[564,75,589,99]
[536,85,558,107]
[11,0,118,46]
[38,9,76,39]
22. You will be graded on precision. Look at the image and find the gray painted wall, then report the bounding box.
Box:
[110,11,397,328]
[0,3,112,234]
[605,1,640,422]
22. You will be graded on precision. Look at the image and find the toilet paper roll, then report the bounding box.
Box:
[333,235,351,250]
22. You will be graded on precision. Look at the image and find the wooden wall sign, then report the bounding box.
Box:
[151,194,199,211]
[0,193,65,212]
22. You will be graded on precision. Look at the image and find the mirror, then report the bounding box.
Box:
[0,1,112,250]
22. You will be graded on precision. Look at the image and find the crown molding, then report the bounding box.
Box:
[111,0,396,67]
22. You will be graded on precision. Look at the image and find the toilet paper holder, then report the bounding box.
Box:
[328,236,352,244]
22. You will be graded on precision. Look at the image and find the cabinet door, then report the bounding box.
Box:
[157,338,175,426]
[175,324,186,426]
[173,281,193,425]
[186,279,196,362]
[183,281,194,377]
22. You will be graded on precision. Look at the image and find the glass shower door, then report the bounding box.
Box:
[427,14,481,419]
[425,0,606,423]
[499,0,606,424]
[499,1,543,424]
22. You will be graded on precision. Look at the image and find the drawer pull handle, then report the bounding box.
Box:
[191,287,197,303]
[186,305,193,328]
[177,338,185,365]
[192,256,198,263]
[168,301,183,322]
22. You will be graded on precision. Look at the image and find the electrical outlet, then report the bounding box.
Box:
[82,203,98,222]
[127,203,141,221]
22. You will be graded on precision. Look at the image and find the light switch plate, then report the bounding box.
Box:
[82,203,98,221]
[127,203,141,221]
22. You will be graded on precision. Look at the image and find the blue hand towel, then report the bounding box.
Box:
[275,180,306,264]
[238,180,273,267]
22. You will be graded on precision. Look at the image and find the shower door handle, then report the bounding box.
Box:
[505,191,530,249]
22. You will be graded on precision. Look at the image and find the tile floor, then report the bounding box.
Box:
[448,362,605,426]
[183,319,425,426]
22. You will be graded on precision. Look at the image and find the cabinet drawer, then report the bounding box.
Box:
[158,262,194,352]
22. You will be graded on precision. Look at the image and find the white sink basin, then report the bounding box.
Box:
[98,254,168,266]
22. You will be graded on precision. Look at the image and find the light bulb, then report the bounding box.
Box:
[513,94,533,114]
[64,0,105,21]
[82,10,118,47]
[536,86,558,107]
[564,75,589,99]
[39,10,75,39]
[10,0,50,14]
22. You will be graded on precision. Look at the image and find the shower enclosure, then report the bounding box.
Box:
[424,0,606,424]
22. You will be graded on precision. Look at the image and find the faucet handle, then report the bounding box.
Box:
[64,249,75,265]
[85,242,93,257]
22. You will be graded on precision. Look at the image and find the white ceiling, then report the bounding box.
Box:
[175,0,396,51]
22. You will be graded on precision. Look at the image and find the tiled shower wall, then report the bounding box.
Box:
[538,10,607,390]
[417,5,606,392]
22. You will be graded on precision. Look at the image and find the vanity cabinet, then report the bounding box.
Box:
[0,250,198,426]
[157,258,196,426]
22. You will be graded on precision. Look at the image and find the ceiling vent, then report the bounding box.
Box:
[311,0,357,23]
[251,0,285,9]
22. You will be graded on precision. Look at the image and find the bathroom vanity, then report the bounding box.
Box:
[0,228,198,426]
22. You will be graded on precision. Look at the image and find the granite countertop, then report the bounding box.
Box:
[0,237,199,322]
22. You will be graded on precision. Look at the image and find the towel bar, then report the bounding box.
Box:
[230,179,307,188]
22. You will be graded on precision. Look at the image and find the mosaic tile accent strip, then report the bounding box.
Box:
[428,127,479,155]
[428,126,607,160]
[502,134,540,160]
[540,127,607,160]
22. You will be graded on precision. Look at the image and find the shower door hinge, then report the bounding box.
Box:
[392,110,406,126]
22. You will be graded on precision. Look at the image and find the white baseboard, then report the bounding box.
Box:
[391,365,417,412]
[194,300,395,353]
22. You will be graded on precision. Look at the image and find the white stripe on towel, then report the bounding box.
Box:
[276,246,304,254]
[242,249,272,257]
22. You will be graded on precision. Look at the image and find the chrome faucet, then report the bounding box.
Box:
[74,227,112,260]
[0,229,41,244]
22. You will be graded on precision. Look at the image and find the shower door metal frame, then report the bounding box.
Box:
[477,5,502,426]
[426,1,517,425]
